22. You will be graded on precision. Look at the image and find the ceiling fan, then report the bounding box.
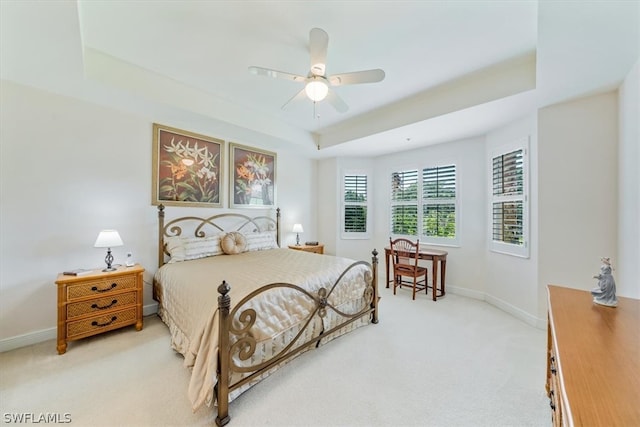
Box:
[248,28,385,113]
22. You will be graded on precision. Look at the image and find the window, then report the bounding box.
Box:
[390,165,458,245]
[490,139,529,257]
[391,170,418,235]
[342,172,370,239]
[423,165,456,239]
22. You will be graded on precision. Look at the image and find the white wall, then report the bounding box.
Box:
[618,59,640,299]
[3,76,636,350]
[484,115,540,325]
[317,158,338,255]
[538,91,619,303]
[0,80,316,349]
[319,130,543,324]
[372,137,489,297]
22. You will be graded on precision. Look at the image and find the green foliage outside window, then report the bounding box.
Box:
[391,166,456,239]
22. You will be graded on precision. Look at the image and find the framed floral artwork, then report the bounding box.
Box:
[229,143,276,208]
[152,123,224,207]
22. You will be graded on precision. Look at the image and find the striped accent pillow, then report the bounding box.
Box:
[165,235,223,263]
[244,231,279,252]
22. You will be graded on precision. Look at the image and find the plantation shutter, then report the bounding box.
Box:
[492,149,524,245]
[390,170,418,235]
[422,165,456,238]
[344,174,367,233]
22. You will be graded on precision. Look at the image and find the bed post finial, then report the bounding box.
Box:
[158,204,166,268]
[371,249,379,324]
[276,207,281,247]
[217,280,231,309]
[216,280,231,426]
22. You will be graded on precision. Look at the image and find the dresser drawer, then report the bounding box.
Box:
[67,291,137,319]
[67,307,138,340]
[67,275,137,300]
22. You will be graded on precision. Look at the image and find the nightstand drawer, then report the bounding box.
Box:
[67,292,137,319]
[67,275,137,300]
[67,307,137,340]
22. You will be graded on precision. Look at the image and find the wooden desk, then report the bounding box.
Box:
[385,247,448,301]
[546,285,640,426]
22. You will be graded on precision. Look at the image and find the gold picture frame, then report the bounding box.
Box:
[152,123,224,208]
[229,142,276,208]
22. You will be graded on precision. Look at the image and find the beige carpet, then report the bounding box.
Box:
[0,289,550,426]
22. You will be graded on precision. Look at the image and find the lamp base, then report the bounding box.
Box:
[296,233,300,246]
[103,248,116,272]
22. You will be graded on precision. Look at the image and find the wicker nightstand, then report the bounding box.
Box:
[288,244,324,254]
[54,264,144,354]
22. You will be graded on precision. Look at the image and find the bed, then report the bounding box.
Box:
[152,205,379,426]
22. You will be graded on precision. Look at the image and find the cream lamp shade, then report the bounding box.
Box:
[292,224,304,246]
[94,230,123,271]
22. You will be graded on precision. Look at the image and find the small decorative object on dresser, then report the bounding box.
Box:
[288,243,324,254]
[55,264,144,354]
[591,256,617,307]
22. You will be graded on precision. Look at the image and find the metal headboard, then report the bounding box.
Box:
[157,204,281,267]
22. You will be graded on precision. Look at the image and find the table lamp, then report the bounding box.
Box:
[292,224,303,246]
[94,230,123,271]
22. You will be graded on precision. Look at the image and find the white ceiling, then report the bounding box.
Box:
[1,1,638,158]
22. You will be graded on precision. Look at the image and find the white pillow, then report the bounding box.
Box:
[165,235,223,263]
[244,231,279,252]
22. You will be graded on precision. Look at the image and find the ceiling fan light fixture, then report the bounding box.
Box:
[305,79,328,102]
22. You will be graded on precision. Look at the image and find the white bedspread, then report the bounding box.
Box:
[153,248,372,411]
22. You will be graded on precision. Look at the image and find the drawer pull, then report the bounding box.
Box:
[91,299,118,310]
[549,390,556,410]
[550,355,557,374]
[91,316,117,328]
[91,283,117,293]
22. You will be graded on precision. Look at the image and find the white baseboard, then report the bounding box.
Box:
[0,327,57,353]
[484,293,542,328]
[447,285,485,301]
[0,303,159,353]
[448,286,545,330]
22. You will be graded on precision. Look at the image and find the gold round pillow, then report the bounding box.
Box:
[221,231,247,255]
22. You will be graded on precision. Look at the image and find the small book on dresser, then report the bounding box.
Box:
[62,268,94,276]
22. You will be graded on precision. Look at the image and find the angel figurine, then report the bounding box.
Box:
[591,257,617,307]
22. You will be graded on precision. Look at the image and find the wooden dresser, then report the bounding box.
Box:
[546,285,640,426]
[55,265,144,354]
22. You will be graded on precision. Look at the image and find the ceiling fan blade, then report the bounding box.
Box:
[326,89,349,113]
[281,88,308,110]
[328,69,385,86]
[309,28,328,76]
[249,66,306,83]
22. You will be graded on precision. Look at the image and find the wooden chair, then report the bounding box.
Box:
[389,238,428,300]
